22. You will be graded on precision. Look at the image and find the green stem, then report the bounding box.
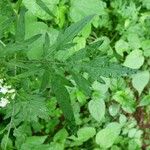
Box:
[15,0,23,13]
[4,99,15,150]
[0,40,6,47]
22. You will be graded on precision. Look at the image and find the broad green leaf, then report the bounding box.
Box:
[25,21,48,39]
[124,50,144,69]
[132,71,150,95]
[15,7,27,42]
[36,0,55,18]
[70,0,106,22]
[96,122,121,148]
[49,143,64,150]
[22,136,47,145]
[48,129,68,150]
[25,22,48,59]
[142,40,150,57]
[127,33,141,49]
[53,129,68,143]
[48,28,59,45]
[88,98,105,122]
[77,127,96,142]
[128,128,137,138]
[25,10,37,24]
[128,139,142,150]
[69,127,96,144]
[21,145,50,150]
[139,94,150,106]
[76,90,86,105]
[109,104,120,117]
[115,39,129,56]
[119,114,127,126]
[20,136,49,150]
[92,80,110,94]
[23,0,59,20]
[51,74,76,127]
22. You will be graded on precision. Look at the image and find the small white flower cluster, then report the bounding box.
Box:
[0,79,16,108]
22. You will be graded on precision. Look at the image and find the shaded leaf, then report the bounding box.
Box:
[77,127,96,142]
[71,72,91,96]
[15,7,27,42]
[132,71,150,95]
[51,74,76,127]
[124,50,144,69]
[22,136,47,145]
[96,122,121,148]
[139,95,150,106]
[70,0,105,22]
[88,98,105,122]
[20,136,49,150]
[115,39,129,56]
[40,70,50,92]
[109,104,120,117]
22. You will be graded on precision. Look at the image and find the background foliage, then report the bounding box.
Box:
[0,0,150,149]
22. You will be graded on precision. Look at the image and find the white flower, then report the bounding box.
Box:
[0,98,10,107]
[5,85,11,89]
[8,89,15,93]
[0,87,8,94]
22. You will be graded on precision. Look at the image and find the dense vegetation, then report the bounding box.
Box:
[0,0,150,149]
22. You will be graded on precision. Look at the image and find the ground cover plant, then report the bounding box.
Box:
[0,0,150,149]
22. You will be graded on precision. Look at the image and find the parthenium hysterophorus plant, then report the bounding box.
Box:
[0,5,135,131]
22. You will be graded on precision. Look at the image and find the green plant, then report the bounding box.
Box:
[0,0,150,149]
